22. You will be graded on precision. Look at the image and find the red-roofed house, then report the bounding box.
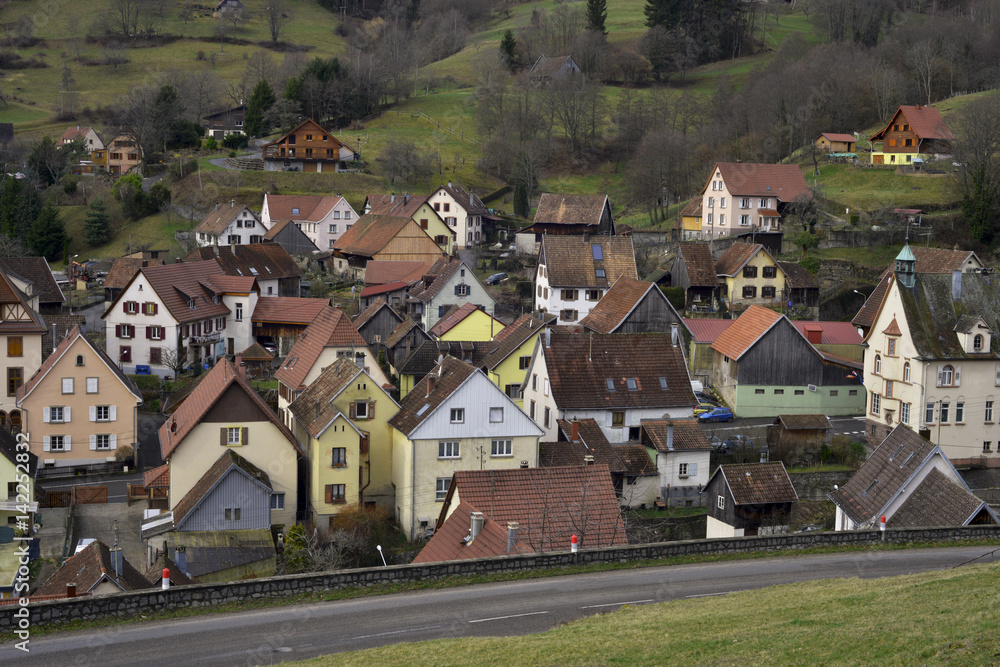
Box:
[59,125,104,152]
[260,193,358,250]
[705,462,797,538]
[869,104,954,166]
[699,162,811,238]
[427,181,488,249]
[261,119,358,174]
[790,321,864,363]
[194,203,265,248]
[640,419,713,507]
[364,194,455,255]
[683,317,734,381]
[429,302,504,341]
[251,296,330,356]
[710,305,865,418]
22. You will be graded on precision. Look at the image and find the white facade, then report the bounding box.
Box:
[260,195,358,250]
[700,167,781,239]
[195,206,267,248]
[428,186,482,249]
[222,290,259,356]
[533,262,603,325]
[420,263,496,331]
[656,450,710,494]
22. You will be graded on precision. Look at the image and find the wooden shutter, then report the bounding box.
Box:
[349,402,356,419]
[64,436,71,451]
[454,284,461,295]
[90,435,97,450]
[110,406,117,421]
[115,325,122,338]
[242,427,249,445]
[110,434,117,448]
[360,433,370,454]
[325,485,333,503]
[89,406,96,422]
[43,407,50,423]
[955,365,962,387]
[43,436,49,452]
[220,427,227,445]
[369,402,375,419]
[123,301,129,313]
[937,366,942,387]
[154,303,159,315]
[146,326,152,340]
[64,407,71,422]
[689,462,698,477]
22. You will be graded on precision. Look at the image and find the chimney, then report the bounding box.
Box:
[583,231,590,242]
[571,420,579,442]
[584,454,595,466]
[66,583,76,598]
[805,327,822,344]
[448,181,453,189]
[666,424,674,451]
[952,270,962,300]
[470,191,474,207]
[506,521,519,553]
[426,375,436,397]
[230,199,235,208]
[469,511,485,542]
[110,549,123,579]
[216,202,219,211]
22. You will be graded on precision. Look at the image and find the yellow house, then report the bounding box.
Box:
[429,302,504,341]
[482,313,554,407]
[678,199,703,240]
[714,242,787,312]
[288,358,399,530]
[365,194,456,256]
[388,356,544,541]
[160,359,302,528]
[16,326,143,468]
[0,430,37,570]
[395,340,497,400]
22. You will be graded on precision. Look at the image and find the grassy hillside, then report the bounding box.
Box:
[295,561,1000,666]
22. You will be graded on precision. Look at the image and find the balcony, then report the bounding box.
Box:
[190,331,221,345]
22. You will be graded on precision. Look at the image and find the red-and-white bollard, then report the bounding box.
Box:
[880,515,886,541]
[571,534,578,553]
[162,568,170,590]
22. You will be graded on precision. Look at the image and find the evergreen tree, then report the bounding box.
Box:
[244,79,277,138]
[0,174,42,238]
[499,29,517,71]
[27,207,67,260]
[513,183,529,219]
[586,0,608,37]
[84,198,112,247]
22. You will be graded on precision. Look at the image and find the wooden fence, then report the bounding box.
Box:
[41,491,70,508]
[73,486,108,504]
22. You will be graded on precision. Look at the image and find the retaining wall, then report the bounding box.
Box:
[6,525,999,629]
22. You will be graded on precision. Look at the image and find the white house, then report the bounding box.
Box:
[407,258,497,331]
[698,162,810,239]
[521,331,697,443]
[427,182,488,249]
[194,203,266,248]
[261,194,358,250]
[639,419,713,508]
[534,236,637,325]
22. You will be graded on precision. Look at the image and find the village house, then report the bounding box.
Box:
[394,340,496,398]
[869,104,954,166]
[331,215,444,282]
[481,313,555,406]
[261,119,358,173]
[676,199,703,241]
[94,134,141,175]
[2,257,65,317]
[412,464,624,563]
[815,132,857,153]
[710,305,865,418]
[515,194,615,255]
[17,326,142,469]
[406,258,497,332]
[671,242,720,313]
[829,424,998,530]
[639,419,713,508]
[534,235,637,325]
[388,356,544,541]
[353,298,405,358]
[698,162,810,238]
[429,302,504,341]
[383,318,432,371]
[0,268,52,431]
[715,243,787,313]
[59,125,104,152]
[521,330,696,443]
[683,318,734,385]
[261,218,320,257]
[579,276,686,336]
[528,55,584,86]
[184,243,302,298]
[260,194,358,250]
[34,540,151,597]
[193,203,266,248]
[705,462,798,538]
[202,106,245,139]
[250,296,329,357]
[364,194,455,255]
[427,182,489,250]
[288,358,399,527]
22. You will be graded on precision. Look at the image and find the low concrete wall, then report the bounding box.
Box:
[6,525,1000,629]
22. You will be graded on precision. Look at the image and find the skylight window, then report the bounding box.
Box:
[249,267,259,275]
[416,404,430,416]
[863,478,878,495]
[901,452,915,467]
[591,244,603,260]
[659,377,668,390]
[595,269,606,279]
[626,378,638,391]
[605,378,615,391]
[890,444,905,461]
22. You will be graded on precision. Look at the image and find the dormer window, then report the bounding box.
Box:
[975,334,984,351]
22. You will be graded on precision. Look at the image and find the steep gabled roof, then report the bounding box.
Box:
[898,272,1000,358]
[683,318,734,343]
[353,297,401,330]
[578,277,682,334]
[105,260,230,324]
[777,261,818,289]
[389,356,478,435]
[143,463,169,488]
[264,194,342,222]
[1,257,64,304]
[434,182,487,214]
[543,332,694,410]
[870,105,954,142]
[407,258,465,303]
[34,540,152,596]
[533,193,609,227]
[396,340,496,376]
[274,306,367,390]
[711,305,783,360]
[546,418,657,476]
[365,194,442,224]
[287,357,371,438]
[641,419,712,452]
[482,313,554,370]
[364,260,434,286]
[184,244,303,280]
[530,54,576,78]
[0,269,48,334]
[251,296,329,325]
[887,468,997,528]
[104,257,162,290]
[790,321,863,346]
[429,302,498,337]
[710,462,797,505]
[173,449,272,529]
[678,243,717,287]
[385,318,423,348]
[239,341,273,361]
[261,118,355,153]
[706,163,810,202]
[194,205,258,237]
[852,269,892,330]
[333,214,419,258]
[541,236,637,288]
[60,125,94,144]
[716,243,769,277]
[909,246,981,273]
[160,358,301,459]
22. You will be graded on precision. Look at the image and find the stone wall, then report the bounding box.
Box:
[6,525,1000,630]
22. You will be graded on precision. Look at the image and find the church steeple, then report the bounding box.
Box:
[895,243,915,288]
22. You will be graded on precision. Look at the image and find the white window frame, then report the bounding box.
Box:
[355,401,369,419]
[436,477,450,501]
[489,407,503,423]
[717,495,725,510]
[438,441,460,459]
[95,434,111,450]
[227,426,242,445]
[449,408,464,424]
[491,439,512,457]
[901,402,910,424]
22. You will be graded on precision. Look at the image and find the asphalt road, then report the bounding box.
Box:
[4,546,993,666]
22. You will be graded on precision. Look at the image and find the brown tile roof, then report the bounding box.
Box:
[111,260,230,324]
[412,465,626,563]
[548,419,656,476]
[640,419,712,452]
[543,332,695,410]
[239,341,273,361]
[579,277,674,334]
[160,358,301,459]
[41,313,86,358]
[104,257,162,290]
[679,199,702,218]
[678,243,717,287]
[482,313,554,370]
[909,246,981,273]
[790,321,863,346]
[715,243,766,277]
[852,270,892,330]
[366,194,440,223]
[34,540,152,596]
[18,326,142,404]
[333,214,415,258]
[206,275,257,294]
[882,317,902,336]
[713,462,798,505]
[396,340,496,376]
[870,105,954,142]
[541,236,637,288]
[364,260,434,286]
[435,183,487,214]
[143,463,169,488]
[615,443,657,477]
[194,205,258,237]
[145,554,198,587]
[172,449,272,529]
[360,281,408,298]
[775,414,832,431]
[819,133,857,143]
[388,356,478,435]
[60,125,94,144]
[0,270,47,335]
[184,244,303,280]
[533,193,609,227]
[711,305,782,360]
[274,306,367,390]
[385,318,421,348]
[264,194,341,222]
[709,163,810,202]
[251,297,329,325]
[682,318,734,343]
[406,258,463,303]
[287,357,367,438]
[429,302,490,337]
[262,217,291,240]
[776,261,818,289]
[887,468,996,528]
[1,257,64,304]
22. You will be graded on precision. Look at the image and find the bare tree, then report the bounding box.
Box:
[906,41,941,106]
[107,0,141,37]
[542,74,591,155]
[951,93,1000,244]
[265,0,287,44]
[179,69,222,124]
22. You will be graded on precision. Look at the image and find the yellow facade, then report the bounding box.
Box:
[411,202,455,255]
[723,251,787,307]
[439,309,504,342]
[488,335,541,408]
[680,214,702,240]
[1,332,42,418]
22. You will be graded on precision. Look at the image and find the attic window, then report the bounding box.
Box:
[659,377,668,390]
[591,244,603,260]
[249,267,259,275]
[292,208,300,215]
[188,300,195,309]
[626,378,638,391]
[416,404,430,416]
[890,444,905,461]
[863,478,878,495]
[605,378,615,391]
[901,452,915,467]
[595,269,606,279]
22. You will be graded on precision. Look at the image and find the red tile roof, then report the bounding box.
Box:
[712,462,798,505]
[195,205,258,237]
[711,305,782,360]
[909,246,980,273]
[533,193,609,227]
[682,318,734,343]
[34,540,152,596]
[412,465,626,563]
[678,243,717,287]
[790,321,863,346]
[104,257,162,290]
[206,275,257,294]
[143,463,170,488]
[579,277,666,334]
[60,125,94,144]
[870,105,954,142]
[118,260,231,324]
[819,133,856,143]
[715,243,768,277]
[360,281,408,298]
[239,341,273,361]
[274,306,367,390]
[264,194,342,222]
[641,419,712,452]
[160,358,300,459]
[363,260,434,286]
[251,296,330,325]
[541,236,637,288]
[707,163,810,202]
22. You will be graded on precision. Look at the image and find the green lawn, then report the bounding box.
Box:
[294,561,1000,666]
[60,205,192,262]
[811,163,959,212]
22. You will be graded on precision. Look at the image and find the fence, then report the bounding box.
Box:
[37,462,118,479]
[73,486,108,504]
[415,111,483,147]
[40,491,70,508]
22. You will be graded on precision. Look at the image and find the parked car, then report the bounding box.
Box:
[697,406,734,422]
[485,272,508,285]
[693,402,716,416]
[723,434,754,449]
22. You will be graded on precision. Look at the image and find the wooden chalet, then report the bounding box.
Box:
[869,105,954,165]
[261,119,358,173]
[815,133,856,153]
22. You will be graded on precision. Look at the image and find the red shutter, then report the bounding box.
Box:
[220,427,227,446]
[325,485,333,504]
[349,402,356,419]
[115,325,121,338]
[146,326,151,340]
[122,301,128,313]
[153,303,159,315]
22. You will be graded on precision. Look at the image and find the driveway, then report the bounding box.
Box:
[71,502,147,569]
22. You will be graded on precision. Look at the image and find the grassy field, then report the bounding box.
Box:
[59,204,191,264]
[294,561,1000,666]
[810,163,958,212]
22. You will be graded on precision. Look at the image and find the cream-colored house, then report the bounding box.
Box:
[288,358,399,529]
[160,359,302,528]
[388,356,544,541]
[699,162,810,238]
[17,326,142,468]
[715,242,787,311]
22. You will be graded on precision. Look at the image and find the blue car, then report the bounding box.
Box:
[697,406,734,422]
